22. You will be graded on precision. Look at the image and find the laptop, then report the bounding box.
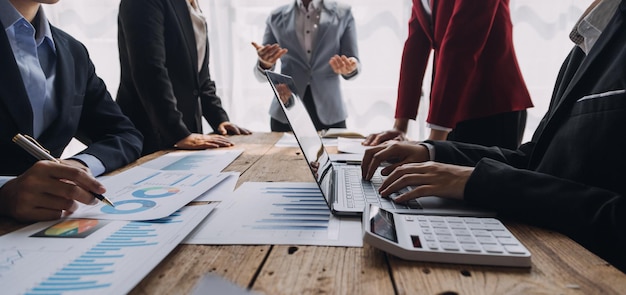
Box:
[265,70,493,217]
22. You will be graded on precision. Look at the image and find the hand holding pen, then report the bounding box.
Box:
[0,134,113,222]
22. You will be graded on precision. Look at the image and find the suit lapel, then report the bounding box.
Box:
[0,21,34,135]
[284,4,308,63]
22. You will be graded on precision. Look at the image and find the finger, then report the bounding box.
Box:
[251,41,262,50]
[18,206,63,222]
[44,162,105,196]
[393,185,436,203]
[362,134,375,146]
[361,146,382,179]
[239,127,252,135]
[226,125,242,135]
[364,147,388,180]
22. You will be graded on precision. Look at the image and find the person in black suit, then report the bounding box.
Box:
[0,0,142,222]
[116,0,251,156]
[362,0,626,273]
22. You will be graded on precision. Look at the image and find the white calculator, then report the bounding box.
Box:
[363,204,531,267]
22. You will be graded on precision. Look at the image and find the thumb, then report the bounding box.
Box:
[251,41,261,50]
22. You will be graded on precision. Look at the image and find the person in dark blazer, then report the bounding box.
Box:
[0,0,142,222]
[252,0,360,132]
[361,0,626,273]
[363,0,533,149]
[117,0,251,156]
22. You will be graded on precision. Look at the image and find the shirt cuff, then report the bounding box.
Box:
[70,154,106,177]
[0,176,15,189]
[426,123,453,132]
[418,142,435,161]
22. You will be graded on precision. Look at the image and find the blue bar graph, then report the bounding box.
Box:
[247,187,331,231]
[25,210,187,294]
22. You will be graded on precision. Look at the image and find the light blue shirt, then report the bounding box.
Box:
[0,1,105,188]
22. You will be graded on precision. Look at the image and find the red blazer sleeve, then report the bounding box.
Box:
[395,3,432,120]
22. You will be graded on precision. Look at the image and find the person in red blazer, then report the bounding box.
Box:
[364,0,533,149]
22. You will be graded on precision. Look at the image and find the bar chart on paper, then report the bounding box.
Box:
[0,204,215,295]
[184,182,362,247]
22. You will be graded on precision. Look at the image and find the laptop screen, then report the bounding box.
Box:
[265,71,335,205]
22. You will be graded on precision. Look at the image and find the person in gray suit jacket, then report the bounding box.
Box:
[252,0,360,132]
[362,0,626,273]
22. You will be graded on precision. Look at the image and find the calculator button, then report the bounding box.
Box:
[491,230,512,238]
[462,244,482,252]
[476,237,498,245]
[431,222,447,228]
[449,223,467,229]
[404,216,416,222]
[483,245,504,253]
[463,217,481,224]
[452,229,471,236]
[440,243,460,251]
[426,242,439,250]
[456,236,476,244]
[484,224,506,230]
[437,235,456,243]
[423,234,436,241]
[504,246,528,254]
[497,238,519,245]
[445,217,463,223]
[418,221,430,227]
[434,228,451,235]
[471,230,491,237]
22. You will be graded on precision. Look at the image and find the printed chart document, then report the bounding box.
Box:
[0,203,216,295]
[139,149,243,173]
[184,182,362,247]
[72,166,226,220]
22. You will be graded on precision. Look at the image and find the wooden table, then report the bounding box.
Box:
[1,132,625,294]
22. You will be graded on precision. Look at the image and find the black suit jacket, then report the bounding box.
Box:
[0,21,142,176]
[116,0,230,155]
[429,2,626,272]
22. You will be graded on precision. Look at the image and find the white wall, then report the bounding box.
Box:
[44,0,587,157]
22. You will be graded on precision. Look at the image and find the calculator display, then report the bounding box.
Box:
[369,206,398,243]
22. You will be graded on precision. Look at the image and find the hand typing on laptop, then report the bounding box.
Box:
[361,142,472,203]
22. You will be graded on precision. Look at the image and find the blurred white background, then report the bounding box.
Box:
[43,0,588,156]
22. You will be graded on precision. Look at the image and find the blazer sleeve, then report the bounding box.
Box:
[73,45,142,173]
[395,4,432,120]
[466,158,626,270]
[429,140,626,271]
[199,51,230,130]
[338,6,360,80]
[118,0,190,144]
[253,15,280,82]
[427,0,500,128]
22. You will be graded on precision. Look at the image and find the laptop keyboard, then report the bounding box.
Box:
[343,168,422,210]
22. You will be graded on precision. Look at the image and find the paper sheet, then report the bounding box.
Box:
[274,132,338,147]
[0,204,216,295]
[193,172,239,202]
[72,166,226,220]
[337,137,368,154]
[183,182,362,247]
[139,149,243,173]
